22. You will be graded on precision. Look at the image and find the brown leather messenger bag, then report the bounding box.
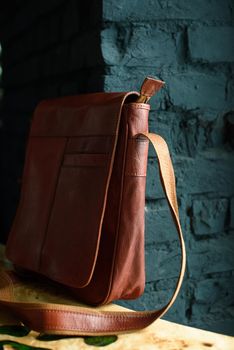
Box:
[0,76,186,335]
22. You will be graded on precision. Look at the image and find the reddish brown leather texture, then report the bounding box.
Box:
[1,77,187,335]
[0,131,186,335]
[6,91,152,305]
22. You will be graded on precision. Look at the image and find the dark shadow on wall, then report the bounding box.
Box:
[0,0,104,244]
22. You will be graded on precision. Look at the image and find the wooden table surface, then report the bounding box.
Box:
[0,244,233,349]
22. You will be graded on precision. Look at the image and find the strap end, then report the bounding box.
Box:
[137,76,165,103]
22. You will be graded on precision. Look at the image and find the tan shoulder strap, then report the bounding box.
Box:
[0,132,186,336]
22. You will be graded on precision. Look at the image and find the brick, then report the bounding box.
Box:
[101,24,178,66]
[189,26,234,63]
[191,277,234,334]
[148,112,174,155]
[103,0,233,21]
[231,198,234,229]
[176,155,234,196]
[168,71,226,110]
[194,277,234,305]
[150,111,199,157]
[149,111,200,158]
[100,26,124,66]
[192,198,229,235]
[155,277,182,291]
[147,154,234,198]
[224,111,234,148]
[227,79,234,109]
[175,116,207,157]
[145,201,177,244]
[210,113,227,148]
[150,110,225,157]
[145,242,181,282]
[187,236,234,277]
[182,115,217,156]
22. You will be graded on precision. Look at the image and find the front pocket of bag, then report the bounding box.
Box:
[39,152,111,288]
[63,153,108,167]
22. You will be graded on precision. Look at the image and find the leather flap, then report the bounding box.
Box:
[6,92,138,289]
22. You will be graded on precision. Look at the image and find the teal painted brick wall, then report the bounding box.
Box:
[102,0,234,336]
[0,0,233,336]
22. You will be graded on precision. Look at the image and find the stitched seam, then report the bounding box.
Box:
[125,104,150,110]
[24,309,152,332]
[34,325,143,331]
[24,309,151,318]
